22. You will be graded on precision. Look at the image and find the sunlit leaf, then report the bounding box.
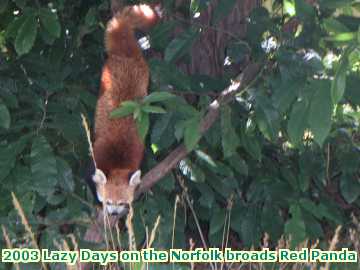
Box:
[110,101,139,118]
[141,105,166,114]
[143,92,176,104]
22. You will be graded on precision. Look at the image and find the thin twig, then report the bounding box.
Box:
[37,92,49,134]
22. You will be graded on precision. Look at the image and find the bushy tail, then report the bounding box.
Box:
[105,4,161,55]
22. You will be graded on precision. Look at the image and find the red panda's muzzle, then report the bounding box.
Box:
[105,201,130,215]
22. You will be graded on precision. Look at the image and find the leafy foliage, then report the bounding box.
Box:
[0,0,359,269]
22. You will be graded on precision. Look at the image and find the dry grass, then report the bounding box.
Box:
[2,225,20,270]
[11,192,48,270]
[3,189,360,270]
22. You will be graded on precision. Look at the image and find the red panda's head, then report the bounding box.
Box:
[92,169,141,215]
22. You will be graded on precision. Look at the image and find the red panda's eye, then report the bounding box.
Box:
[118,203,129,209]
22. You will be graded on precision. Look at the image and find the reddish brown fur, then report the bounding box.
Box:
[93,4,160,203]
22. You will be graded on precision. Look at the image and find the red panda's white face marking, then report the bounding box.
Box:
[92,169,141,215]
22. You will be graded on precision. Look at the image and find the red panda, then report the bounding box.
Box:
[91,4,161,215]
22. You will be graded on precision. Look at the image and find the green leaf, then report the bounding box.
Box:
[209,208,226,235]
[241,209,262,247]
[308,80,333,146]
[340,174,360,204]
[284,0,296,16]
[295,0,315,19]
[331,68,346,104]
[212,0,237,24]
[0,0,8,13]
[31,136,58,196]
[141,105,166,114]
[110,101,139,118]
[158,173,175,192]
[323,18,350,34]
[15,13,38,55]
[6,15,27,39]
[149,59,192,91]
[0,135,29,182]
[221,105,240,158]
[240,130,262,161]
[298,173,310,192]
[14,0,26,9]
[0,146,16,182]
[303,211,324,239]
[136,111,149,141]
[287,98,309,145]
[164,28,198,62]
[143,92,176,103]
[150,112,175,149]
[149,21,177,50]
[39,25,55,45]
[39,8,61,38]
[300,198,322,219]
[261,206,283,240]
[319,0,354,9]
[85,7,97,27]
[331,48,351,104]
[317,201,343,224]
[197,183,215,208]
[255,96,280,141]
[281,168,298,190]
[0,104,11,129]
[184,116,201,151]
[285,204,306,248]
[323,32,356,42]
[226,153,248,177]
[56,158,74,192]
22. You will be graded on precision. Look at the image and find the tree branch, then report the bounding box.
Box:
[137,62,261,195]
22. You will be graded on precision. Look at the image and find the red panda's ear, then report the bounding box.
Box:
[129,170,141,187]
[93,169,107,185]
[153,4,163,18]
